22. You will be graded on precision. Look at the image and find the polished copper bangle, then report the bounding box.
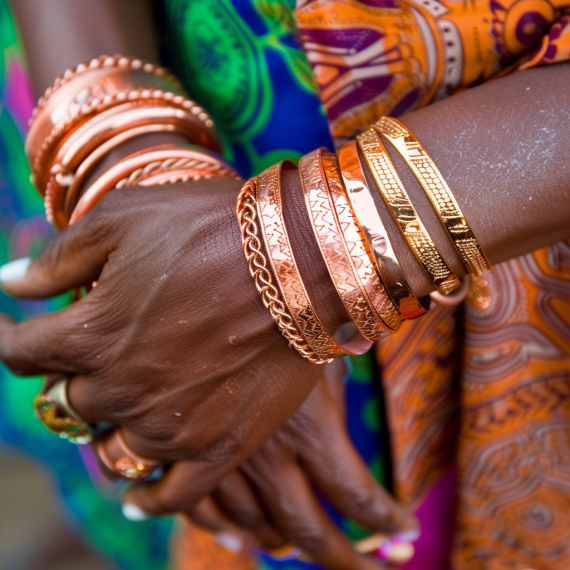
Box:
[69,145,238,225]
[355,131,462,295]
[256,162,370,359]
[236,177,329,364]
[97,429,161,480]
[300,148,393,339]
[337,141,427,319]
[376,117,491,276]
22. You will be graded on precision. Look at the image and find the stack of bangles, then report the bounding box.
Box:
[237,117,490,363]
[26,55,238,479]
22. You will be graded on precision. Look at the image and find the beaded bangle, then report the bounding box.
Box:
[376,117,491,276]
[356,129,462,295]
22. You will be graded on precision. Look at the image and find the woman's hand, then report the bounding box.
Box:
[0,179,326,504]
[125,367,418,570]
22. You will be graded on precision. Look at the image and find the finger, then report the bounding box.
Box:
[213,470,285,549]
[242,458,383,570]
[0,307,95,376]
[301,412,419,537]
[0,210,116,299]
[122,457,235,518]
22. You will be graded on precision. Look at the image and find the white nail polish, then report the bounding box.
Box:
[122,503,150,521]
[0,257,31,282]
[394,529,421,543]
[215,533,243,552]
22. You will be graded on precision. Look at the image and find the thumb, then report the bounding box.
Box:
[0,215,116,299]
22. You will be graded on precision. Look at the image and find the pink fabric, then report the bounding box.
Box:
[402,468,457,570]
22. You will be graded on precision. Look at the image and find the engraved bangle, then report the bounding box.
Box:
[356,130,462,295]
[376,117,491,276]
[337,140,428,319]
[315,152,394,340]
[256,162,371,360]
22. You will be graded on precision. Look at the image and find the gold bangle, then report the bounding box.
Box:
[256,162,370,360]
[236,176,329,364]
[299,148,392,340]
[337,141,428,318]
[356,130,462,294]
[376,117,491,276]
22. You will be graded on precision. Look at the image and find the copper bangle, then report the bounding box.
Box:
[97,429,161,480]
[256,162,370,360]
[376,117,491,276]
[69,145,239,225]
[237,178,329,364]
[337,141,427,319]
[300,148,394,339]
[34,92,219,195]
[355,130,463,295]
[27,54,189,166]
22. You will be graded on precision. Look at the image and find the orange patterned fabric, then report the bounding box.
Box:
[295,0,570,568]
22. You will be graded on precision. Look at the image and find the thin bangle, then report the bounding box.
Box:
[300,148,393,340]
[376,117,491,276]
[338,141,428,319]
[356,130,462,295]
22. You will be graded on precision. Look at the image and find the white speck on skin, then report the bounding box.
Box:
[174,412,181,417]
[529,196,533,200]
[83,323,88,328]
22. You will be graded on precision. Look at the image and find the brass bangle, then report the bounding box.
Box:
[256,162,370,360]
[376,117,491,276]
[337,141,428,319]
[236,177,329,364]
[299,149,392,340]
[356,130,462,294]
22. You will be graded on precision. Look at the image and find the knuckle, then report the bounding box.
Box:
[285,523,329,554]
[337,484,376,516]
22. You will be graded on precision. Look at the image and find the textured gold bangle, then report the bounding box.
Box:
[337,141,428,318]
[236,177,329,364]
[256,162,370,360]
[300,148,392,340]
[376,117,491,276]
[356,130,462,294]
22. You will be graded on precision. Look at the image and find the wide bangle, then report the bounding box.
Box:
[337,141,428,319]
[69,144,239,225]
[376,117,491,276]
[301,148,396,338]
[255,162,371,360]
[356,129,462,295]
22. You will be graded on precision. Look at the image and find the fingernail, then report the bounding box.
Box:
[0,257,31,282]
[392,529,420,543]
[265,545,302,560]
[377,538,415,564]
[214,533,243,553]
[122,503,150,521]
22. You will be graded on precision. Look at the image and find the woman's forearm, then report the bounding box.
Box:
[283,63,570,326]
[11,0,159,98]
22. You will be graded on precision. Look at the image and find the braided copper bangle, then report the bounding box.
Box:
[69,145,239,225]
[300,149,392,340]
[356,129,462,295]
[236,177,329,364]
[376,117,491,276]
[256,162,370,360]
[337,141,427,319]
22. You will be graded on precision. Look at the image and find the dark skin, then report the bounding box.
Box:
[5,0,570,567]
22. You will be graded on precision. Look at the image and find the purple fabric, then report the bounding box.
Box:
[402,468,457,570]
